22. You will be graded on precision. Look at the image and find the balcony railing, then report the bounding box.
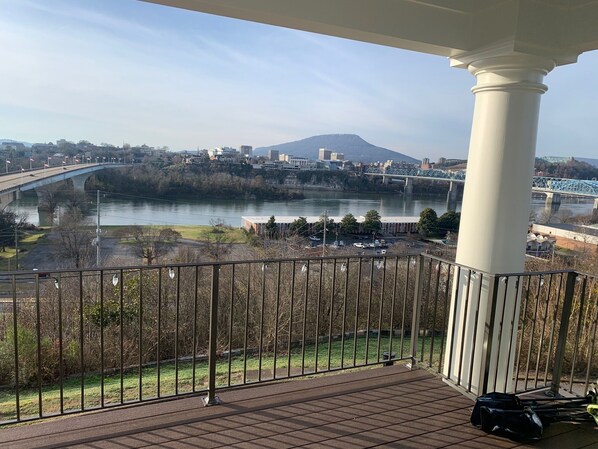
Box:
[0,255,595,424]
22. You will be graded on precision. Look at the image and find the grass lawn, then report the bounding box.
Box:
[0,230,48,271]
[104,225,247,244]
[170,225,247,243]
[0,335,444,422]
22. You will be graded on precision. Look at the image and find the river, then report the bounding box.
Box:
[6,190,595,227]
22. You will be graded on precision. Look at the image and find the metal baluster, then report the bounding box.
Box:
[12,274,20,421]
[35,274,42,417]
[376,258,386,363]
[79,271,84,411]
[139,268,143,401]
[352,258,362,367]
[314,259,323,372]
[175,267,180,395]
[273,262,281,379]
[301,261,309,375]
[157,268,162,398]
[514,276,531,392]
[119,269,124,404]
[192,266,199,391]
[58,273,64,413]
[568,275,587,393]
[340,259,350,369]
[534,273,553,389]
[243,265,251,384]
[365,258,374,365]
[258,263,266,381]
[550,271,576,396]
[227,265,235,387]
[287,261,296,378]
[428,261,441,369]
[327,259,337,370]
[203,264,221,406]
[543,273,563,386]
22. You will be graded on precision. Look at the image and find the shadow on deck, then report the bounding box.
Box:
[2,365,595,449]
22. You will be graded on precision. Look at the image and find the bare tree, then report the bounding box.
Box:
[36,184,62,222]
[130,226,181,265]
[55,208,94,268]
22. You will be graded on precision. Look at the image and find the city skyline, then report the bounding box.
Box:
[1,0,598,160]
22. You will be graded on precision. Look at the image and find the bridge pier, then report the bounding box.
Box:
[382,175,390,185]
[0,190,20,210]
[545,192,561,212]
[404,178,413,196]
[71,173,92,192]
[593,198,598,223]
[34,183,66,226]
[446,181,458,211]
[37,206,55,227]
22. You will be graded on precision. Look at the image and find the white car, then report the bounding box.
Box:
[353,242,365,248]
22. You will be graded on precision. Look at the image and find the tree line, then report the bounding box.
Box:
[262,210,383,239]
[88,165,303,201]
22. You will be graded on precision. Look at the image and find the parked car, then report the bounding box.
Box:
[309,235,321,241]
[353,242,365,248]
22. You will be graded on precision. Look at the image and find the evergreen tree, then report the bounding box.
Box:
[289,216,309,236]
[363,209,381,235]
[265,215,278,239]
[417,208,439,237]
[340,213,359,235]
[437,211,460,236]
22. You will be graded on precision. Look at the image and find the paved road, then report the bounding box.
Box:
[0,163,100,193]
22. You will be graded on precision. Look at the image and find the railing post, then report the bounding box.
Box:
[203,264,221,406]
[480,275,499,395]
[549,271,577,396]
[408,255,424,369]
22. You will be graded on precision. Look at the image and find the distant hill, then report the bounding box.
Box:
[577,157,598,168]
[0,138,32,147]
[255,134,419,164]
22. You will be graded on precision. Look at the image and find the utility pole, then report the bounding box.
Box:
[96,190,101,267]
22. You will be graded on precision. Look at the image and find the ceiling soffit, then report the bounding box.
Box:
[141,0,598,63]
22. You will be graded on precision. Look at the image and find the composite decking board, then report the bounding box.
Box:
[1,366,594,449]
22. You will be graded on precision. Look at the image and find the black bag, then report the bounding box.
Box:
[470,392,523,427]
[472,392,594,442]
[479,406,543,442]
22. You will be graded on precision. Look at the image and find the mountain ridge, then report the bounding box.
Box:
[255,134,419,164]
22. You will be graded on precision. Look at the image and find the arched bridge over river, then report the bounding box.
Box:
[0,163,130,213]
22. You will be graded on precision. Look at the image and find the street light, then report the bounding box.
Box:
[5,160,10,173]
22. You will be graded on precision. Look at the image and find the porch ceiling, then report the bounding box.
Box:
[141,0,598,64]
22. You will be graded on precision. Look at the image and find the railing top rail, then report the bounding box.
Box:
[1,253,420,277]
[6,252,591,281]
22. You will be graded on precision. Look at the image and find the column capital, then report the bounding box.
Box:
[455,53,556,95]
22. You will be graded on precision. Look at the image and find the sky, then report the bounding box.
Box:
[1,0,598,161]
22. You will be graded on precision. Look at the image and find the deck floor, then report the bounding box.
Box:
[1,365,596,448]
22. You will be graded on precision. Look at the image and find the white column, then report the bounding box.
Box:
[456,55,554,272]
[445,54,555,394]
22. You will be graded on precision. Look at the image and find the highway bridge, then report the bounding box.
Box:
[0,163,129,209]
